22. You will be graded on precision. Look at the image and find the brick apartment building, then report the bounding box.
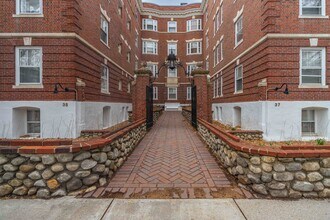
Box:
[0,0,330,141]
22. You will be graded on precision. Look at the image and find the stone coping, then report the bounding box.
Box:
[0,139,72,147]
[0,119,146,155]
[228,130,263,134]
[198,119,330,158]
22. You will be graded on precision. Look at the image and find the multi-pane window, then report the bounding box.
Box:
[153,86,158,100]
[142,19,158,31]
[217,76,223,97]
[135,35,139,48]
[168,43,177,55]
[220,4,224,24]
[300,48,325,85]
[235,65,243,93]
[168,21,177,32]
[235,15,243,46]
[187,64,197,75]
[213,43,222,66]
[300,0,325,16]
[100,16,109,45]
[118,2,123,17]
[126,52,131,63]
[101,65,109,93]
[214,10,220,34]
[187,41,202,55]
[302,109,315,134]
[142,41,158,54]
[27,109,40,136]
[16,47,42,85]
[187,87,192,100]
[127,20,131,31]
[187,19,202,32]
[118,80,122,91]
[17,0,42,14]
[168,87,177,100]
[168,68,177,77]
[146,63,158,77]
[118,43,122,54]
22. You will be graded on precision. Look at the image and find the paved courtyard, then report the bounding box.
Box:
[84,111,245,199]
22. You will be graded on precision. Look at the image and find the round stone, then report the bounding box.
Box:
[66,178,83,192]
[66,162,80,172]
[307,172,323,182]
[36,188,50,198]
[289,189,302,199]
[28,187,37,196]
[261,156,276,163]
[292,181,314,192]
[57,172,72,183]
[273,163,285,172]
[47,179,60,190]
[261,162,272,172]
[251,184,268,195]
[55,154,73,163]
[323,178,330,187]
[51,189,67,197]
[28,171,41,180]
[237,157,248,167]
[35,163,46,171]
[250,157,261,165]
[34,180,46,187]
[247,173,261,184]
[321,158,330,168]
[3,164,18,172]
[81,159,97,170]
[8,178,23,187]
[13,186,28,196]
[261,172,273,183]
[236,165,244,175]
[286,163,302,172]
[16,172,27,180]
[42,169,54,180]
[75,170,91,178]
[51,163,64,173]
[0,155,9,165]
[320,168,330,177]
[11,157,26,166]
[319,189,330,198]
[314,182,324,191]
[273,172,294,181]
[30,156,41,162]
[269,190,288,198]
[92,164,106,173]
[303,162,320,171]
[19,164,35,173]
[0,184,13,196]
[267,181,286,190]
[74,152,91,161]
[99,178,107,186]
[295,172,306,181]
[249,165,262,174]
[82,174,99,186]
[41,155,56,165]
[3,172,15,181]
[116,158,124,167]
[23,179,34,188]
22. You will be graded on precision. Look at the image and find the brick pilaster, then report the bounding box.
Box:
[132,74,150,121]
[193,74,212,123]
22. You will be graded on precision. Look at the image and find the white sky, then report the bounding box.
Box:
[142,0,202,6]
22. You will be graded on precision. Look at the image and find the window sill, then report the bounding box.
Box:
[101,40,110,48]
[187,53,202,56]
[12,84,44,89]
[298,84,329,89]
[13,14,44,18]
[234,91,243,95]
[142,53,158,55]
[101,91,110,95]
[234,40,243,49]
[299,15,329,19]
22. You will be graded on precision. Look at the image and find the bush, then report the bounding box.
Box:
[316,138,326,145]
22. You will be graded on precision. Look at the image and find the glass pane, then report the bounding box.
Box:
[27,110,40,121]
[27,123,40,134]
[20,49,41,67]
[302,50,321,67]
[302,7,322,15]
[20,67,40,83]
[301,76,322,84]
[101,30,107,43]
[302,109,315,121]
[302,69,321,76]
[20,0,41,14]
[236,79,243,91]
[302,0,321,7]
[302,122,315,133]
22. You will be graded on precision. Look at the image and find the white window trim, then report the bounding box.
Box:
[101,65,109,94]
[187,19,202,32]
[15,0,43,16]
[234,15,243,47]
[168,87,178,100]
[142,18,158,31]
[299,47,327,87]
[146,62,158,77]
[299,0,328,18]
[187,41,202,55]
[100,15,109,46]
[187,86,192,100]
[15,46,43,87]
[153,86,158,100]
[167,21,177,32]
[142,41,158,55]
[234,65,243,94]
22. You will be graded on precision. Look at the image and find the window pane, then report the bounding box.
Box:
[27,123,40,134]
[236,79,243,91]
[20,49,41,67]
[302,51,321,67]
[20,67,40,83]
[20,0,41,14]
[302,0,322,7]
[27,110,40,121]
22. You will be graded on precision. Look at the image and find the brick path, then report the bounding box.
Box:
[85,112,245,199]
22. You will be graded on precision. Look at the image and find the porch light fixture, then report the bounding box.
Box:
[154,52,189,79]
[266,83,289,100]
[53,83,78,100]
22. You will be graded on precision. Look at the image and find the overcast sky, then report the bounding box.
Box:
[142,0,202,6]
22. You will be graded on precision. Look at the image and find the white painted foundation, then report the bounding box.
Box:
[0,101,131,139]
[212,101,330,141]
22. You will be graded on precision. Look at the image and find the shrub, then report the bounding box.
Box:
[316,138,326,145]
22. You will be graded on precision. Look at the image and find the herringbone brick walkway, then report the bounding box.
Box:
[84,112,245,199]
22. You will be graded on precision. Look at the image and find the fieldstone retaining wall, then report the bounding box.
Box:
[228,130,263,141]
[197,120,330,198]
[0,122,146,198]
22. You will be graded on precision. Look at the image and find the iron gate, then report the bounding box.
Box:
[146,85,154,130]
[191,85,197,128]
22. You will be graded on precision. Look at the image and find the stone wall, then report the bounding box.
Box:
[197,121,330,198]
[228,130,263,141]
[153,109,163,123]
[0,122,146,198]
[182,109,191,122]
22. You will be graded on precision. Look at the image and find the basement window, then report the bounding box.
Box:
[302,109,315,134]
[27,109,40,137]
